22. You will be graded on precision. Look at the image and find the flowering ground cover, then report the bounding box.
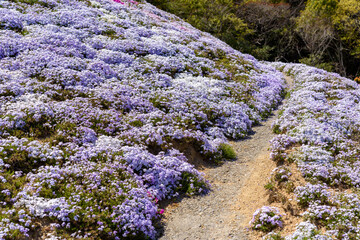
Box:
[260,62,360,239]
[250,206,284,232]
[0,0,285,239]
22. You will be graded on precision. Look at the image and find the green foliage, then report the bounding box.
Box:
[272,124,282,134]
[150,0,360,78]
[264,182,275,191]
[8,0,54,8]
[0,144,57,173]
[251,45,274,61]
[129,119,144,127]
[299,54,335,72]
[306,0,338,16]
[296,0,360,76]
[219,143,236,160]
[0,172,27,204]
[333,0,360,59]
[285,181,295,193]
[177,172,208,195]
[9,0,40,4]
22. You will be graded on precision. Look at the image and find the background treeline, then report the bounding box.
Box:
[148,0,360,79]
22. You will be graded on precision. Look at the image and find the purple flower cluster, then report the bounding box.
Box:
[271,166,292,183]
[250,206,284,232]
[269,134,297,162]
[269,62,360,239]
[301,193,360,239]
[285,221,324,239]
[0,0,285,238]
[294,183,332,207]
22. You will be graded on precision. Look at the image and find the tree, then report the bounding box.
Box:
[333,0,360,76]
[149,0,360,77]
[236,1,303,61]
[296,0,336,66]
[296,0,360,76]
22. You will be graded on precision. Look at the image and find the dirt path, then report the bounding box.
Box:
[160,75,292,240]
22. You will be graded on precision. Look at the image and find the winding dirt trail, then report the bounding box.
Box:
[160,75,292,240]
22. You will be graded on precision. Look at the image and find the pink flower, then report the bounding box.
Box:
[159,209,164,215]
[113,0,124,4]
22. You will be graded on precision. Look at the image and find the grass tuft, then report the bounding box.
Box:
[219,143,236,160]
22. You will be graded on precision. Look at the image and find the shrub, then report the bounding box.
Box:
[250,206,284,232]
[295,184,332,208]
[219,143,236,160]
[271,166,292,184]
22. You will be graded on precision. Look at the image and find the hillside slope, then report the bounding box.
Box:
[260,63,360,239]
[0,0,284,239]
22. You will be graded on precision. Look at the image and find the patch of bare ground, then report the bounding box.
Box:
[233,130,306,239]
[26,218,57,240]
[234,151,277,239]
[256,162,306,239]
